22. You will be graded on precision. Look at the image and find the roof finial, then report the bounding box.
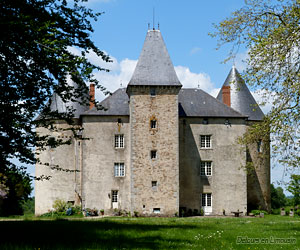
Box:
[232,57,236,69]
[148,23,150,30]
[197,82,200,89]
[158,22,160,30]
[120,80,123,87]
[153,7,155,30]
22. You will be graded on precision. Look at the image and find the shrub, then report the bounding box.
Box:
[52,199,67,213]
[250,210,269,215]
[271,208,280,215]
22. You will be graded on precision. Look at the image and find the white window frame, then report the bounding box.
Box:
[200,161,212,176]
[201,193,212,207]
[112,190,118,203]
[115,134,124,148]
[114,163,125,177]
[200,135,211,149]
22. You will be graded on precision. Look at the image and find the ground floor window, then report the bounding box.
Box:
[112,190,118,202]
[202,193,212,207]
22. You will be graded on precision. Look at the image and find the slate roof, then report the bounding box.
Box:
[83,88,246,118]
[84,88,129,116]
[127,30,182,87]
[42,81,89,119]
[216,66,264,121]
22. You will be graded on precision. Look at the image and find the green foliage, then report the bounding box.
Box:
[211,0,300,169]
[0,167,32,216]
[270,184,286,209]
[52,199,68,213]
[0,0,110,172]
[287,174,300,206]
[250,210,269,215]
[21,197,35,215]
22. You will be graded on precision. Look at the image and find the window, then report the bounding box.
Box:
[153,208,160,214]
[49,137,56,148]
[151,150,157,159]
[152,181,157,187]
[200,161,212,176]
[202,118,208,125]
[112,190,118,202]
[115,134,124,148]
[150,88,156,96]
[114,163,125,177]
[202,193,212,207]
[257,140,262,153]
[151,119,157,129]
[200,135,211,148]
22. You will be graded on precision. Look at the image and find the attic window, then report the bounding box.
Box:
[150,88,156,97]
[152,181,157,187]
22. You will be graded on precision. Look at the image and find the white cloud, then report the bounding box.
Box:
[233,50,249,72]
[251,89,275,114]
[68,47,217,101]
[190,47,201,55]
[174,66,214,93]
[209,88,221,98]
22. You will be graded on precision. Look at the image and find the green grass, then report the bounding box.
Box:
[0,215,299,249]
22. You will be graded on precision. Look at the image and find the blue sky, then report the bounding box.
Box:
[28,0,297,195]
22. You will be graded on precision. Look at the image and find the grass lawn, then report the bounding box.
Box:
[0,215,299,249]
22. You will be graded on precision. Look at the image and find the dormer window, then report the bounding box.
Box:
[150,88,156,97]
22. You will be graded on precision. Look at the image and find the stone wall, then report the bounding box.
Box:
[246,122,271,212]
[128,86,180,216]
[81,115,131,213]
[35,121,80,215]
[179,117,247,215]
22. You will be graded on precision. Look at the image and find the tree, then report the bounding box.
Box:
[270,184,286,209]
[0,0,110,171]
[211,0,300,169]
[0,167,32,216]
[287,174,300,206]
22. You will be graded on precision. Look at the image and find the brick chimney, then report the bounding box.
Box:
[89,83,95,109]
[222,86,231,107]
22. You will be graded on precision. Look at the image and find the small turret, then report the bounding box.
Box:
[217,66,264,121]
[49,81,89,119]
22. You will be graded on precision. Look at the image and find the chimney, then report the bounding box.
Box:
[89,83,95,109]
[222,86,231,107]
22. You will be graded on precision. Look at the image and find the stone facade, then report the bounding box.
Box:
[128,86,180,216]
[35,29,270,216]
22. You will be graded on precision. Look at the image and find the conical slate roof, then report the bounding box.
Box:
[216,66,264,121]
[128,30,182,86]
[49,81,89,118]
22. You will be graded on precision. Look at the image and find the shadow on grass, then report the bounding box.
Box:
[0,218,202,249]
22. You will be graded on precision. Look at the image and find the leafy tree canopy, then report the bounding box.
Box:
[0,0,110,171]
[287,174,300,206]
[211,0,300,169]
[270,184,286,209]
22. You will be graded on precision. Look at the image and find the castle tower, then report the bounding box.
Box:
[126,29,182,216]
[35,82,89,215]
[217,66,271,211]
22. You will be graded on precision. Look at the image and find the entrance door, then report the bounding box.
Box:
[112,190,118,209]
[201,193,212,215]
